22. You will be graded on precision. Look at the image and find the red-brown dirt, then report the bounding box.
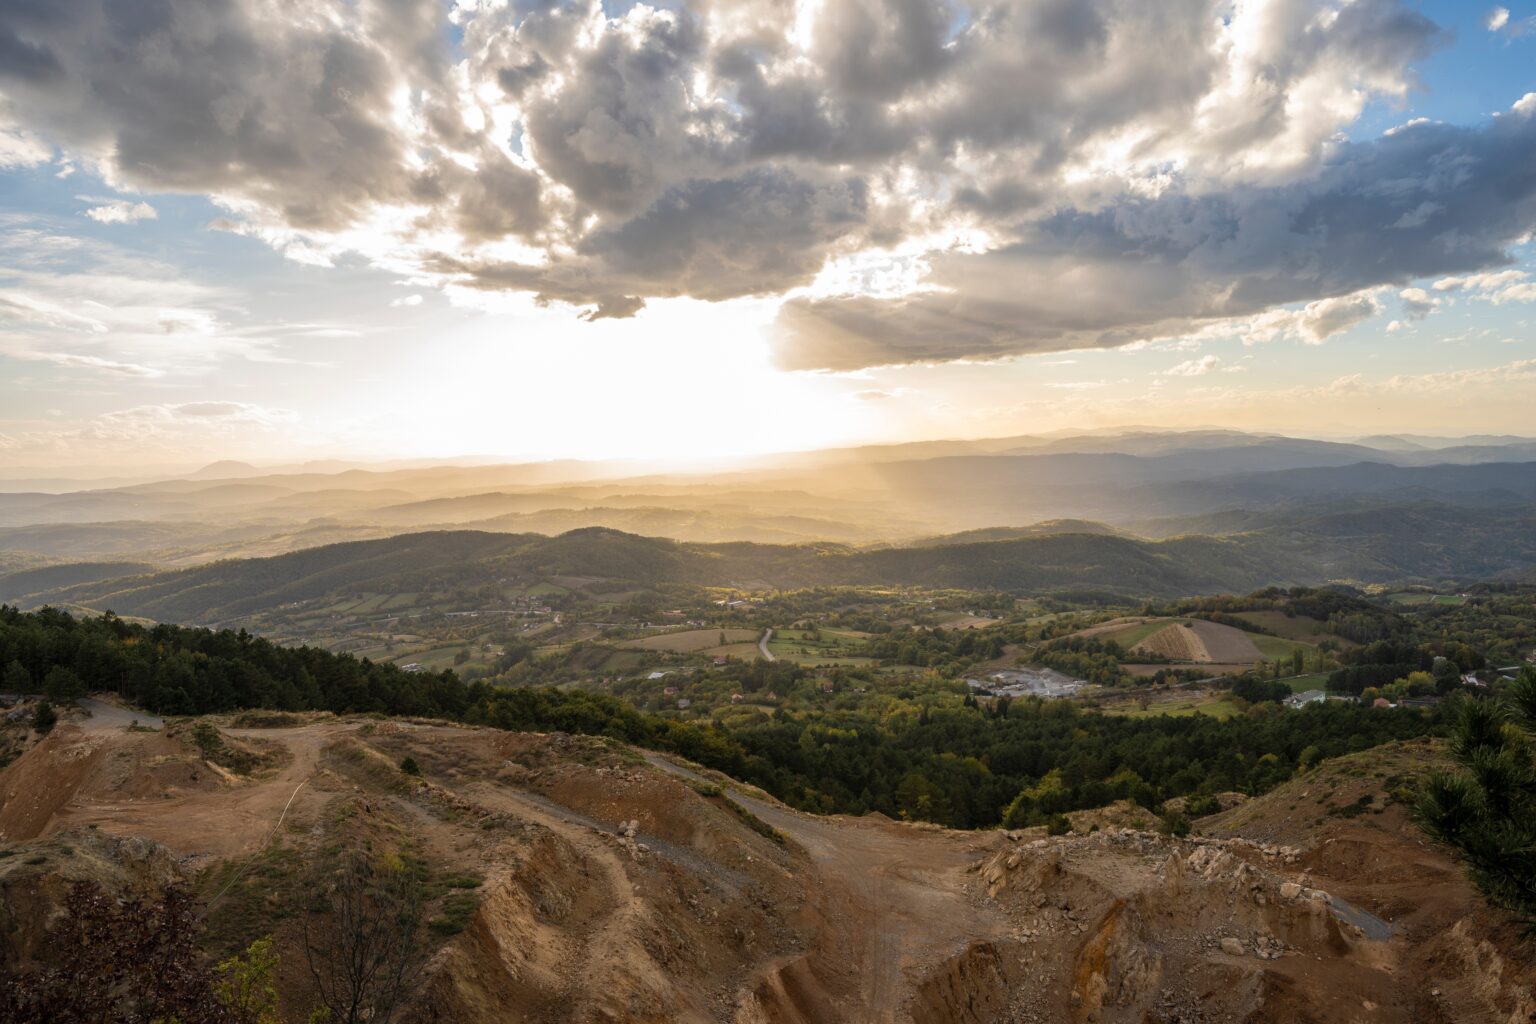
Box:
[2,721,1532,1023]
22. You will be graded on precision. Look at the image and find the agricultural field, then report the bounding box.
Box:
[1384,592,1469,607]
[1248,632,1315,662]
[622,627,761,653]
[1230,610,1332,642]
[1071,617,1161,646]
[1079,615,1316,669]
[937,614,1003,630]
[767,627,875,666]
[1128,619,1264,664]
[1101,692,1243,720]
[388,644,489,672]
[1282,672,1332,693]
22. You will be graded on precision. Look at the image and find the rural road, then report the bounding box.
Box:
[758,628,776,661]
[77,697,163,731]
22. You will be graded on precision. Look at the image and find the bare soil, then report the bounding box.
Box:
[3,721,1532,1024]
[1132,620,1263,665]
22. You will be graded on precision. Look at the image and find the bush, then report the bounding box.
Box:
[1184,793,1220,817]
[400,756,421,777]
[32,700,56,734]
[1416,674,1536,933]
[42,666,83,701]
[1159,810,1192,837]
[1044,813,1071,836]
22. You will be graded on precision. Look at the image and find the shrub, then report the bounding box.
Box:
[32,700,57,734]
[1416,673,1536,934]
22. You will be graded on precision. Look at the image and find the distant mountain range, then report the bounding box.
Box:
[7,499,1536,622]
[2,429,1536,581]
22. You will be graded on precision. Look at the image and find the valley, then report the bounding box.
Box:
[4,430,1536,1023]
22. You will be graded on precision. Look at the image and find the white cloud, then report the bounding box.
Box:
[82,199,158,225]
[39,352,163,377]
[1399,286,1438,320]
[1486,7,1536,36]
[1432,270,1536,305]
[389,294,423,307]
[0,0,1460,364]
[1515,92,1536,117]
[1163,355,1220,377]
[1242,291,1385,346]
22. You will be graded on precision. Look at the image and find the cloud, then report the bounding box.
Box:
[0,0,1453,335]
[1485,5,1536,36]
[1433,269,1536,305]
[97,400,294,427]
[0,221,243,378]
[1163,355,1220,376]
[775,107,1536,368]
[389,294,423,307]
[1398,286,1438,320]
[38,352,162,377]
[81,198,157,224]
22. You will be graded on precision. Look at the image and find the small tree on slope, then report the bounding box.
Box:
[1416,670,1536,937]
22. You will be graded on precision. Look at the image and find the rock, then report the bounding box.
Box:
[1220,937,1246,957]
[1280,882,1302,900]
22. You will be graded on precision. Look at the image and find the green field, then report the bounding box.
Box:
[767,627,875,666]
[1385,592,1468,607]
[1282,672,1332,692]
[1232,610,1328,640]
[1249,633,1314,661]
[1092,618,1176,649]
[1104,694,1242,720]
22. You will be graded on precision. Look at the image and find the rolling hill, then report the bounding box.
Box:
[16,500,1536,624]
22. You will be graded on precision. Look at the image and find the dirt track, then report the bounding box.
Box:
[646,753,1011,1020]
[3,719,340,860]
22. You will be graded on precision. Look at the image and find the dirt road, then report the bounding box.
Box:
[758,628,776,661]
[644,753,1005,1022]
[38,722,338,861]
[77,697,164,731]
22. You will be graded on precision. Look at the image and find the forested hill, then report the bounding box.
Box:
[0,606,1448,829]
[9,501,1536,623]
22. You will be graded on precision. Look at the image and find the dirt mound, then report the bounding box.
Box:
[5,720,1534,1023]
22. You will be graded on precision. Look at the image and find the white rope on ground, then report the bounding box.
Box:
[204,777,309,912]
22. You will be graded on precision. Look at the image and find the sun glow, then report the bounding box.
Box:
[353,297,871,464]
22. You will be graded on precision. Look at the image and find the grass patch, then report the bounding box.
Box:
[1250,633,1313,661]
[1105,695,1242,720]
[708,794,786,846]
[428,891,480,935]
[1283,672,1332,693]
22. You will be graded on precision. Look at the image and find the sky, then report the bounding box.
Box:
[0,0,1534,472]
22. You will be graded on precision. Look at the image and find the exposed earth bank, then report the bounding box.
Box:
[1,707,1532,1023]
